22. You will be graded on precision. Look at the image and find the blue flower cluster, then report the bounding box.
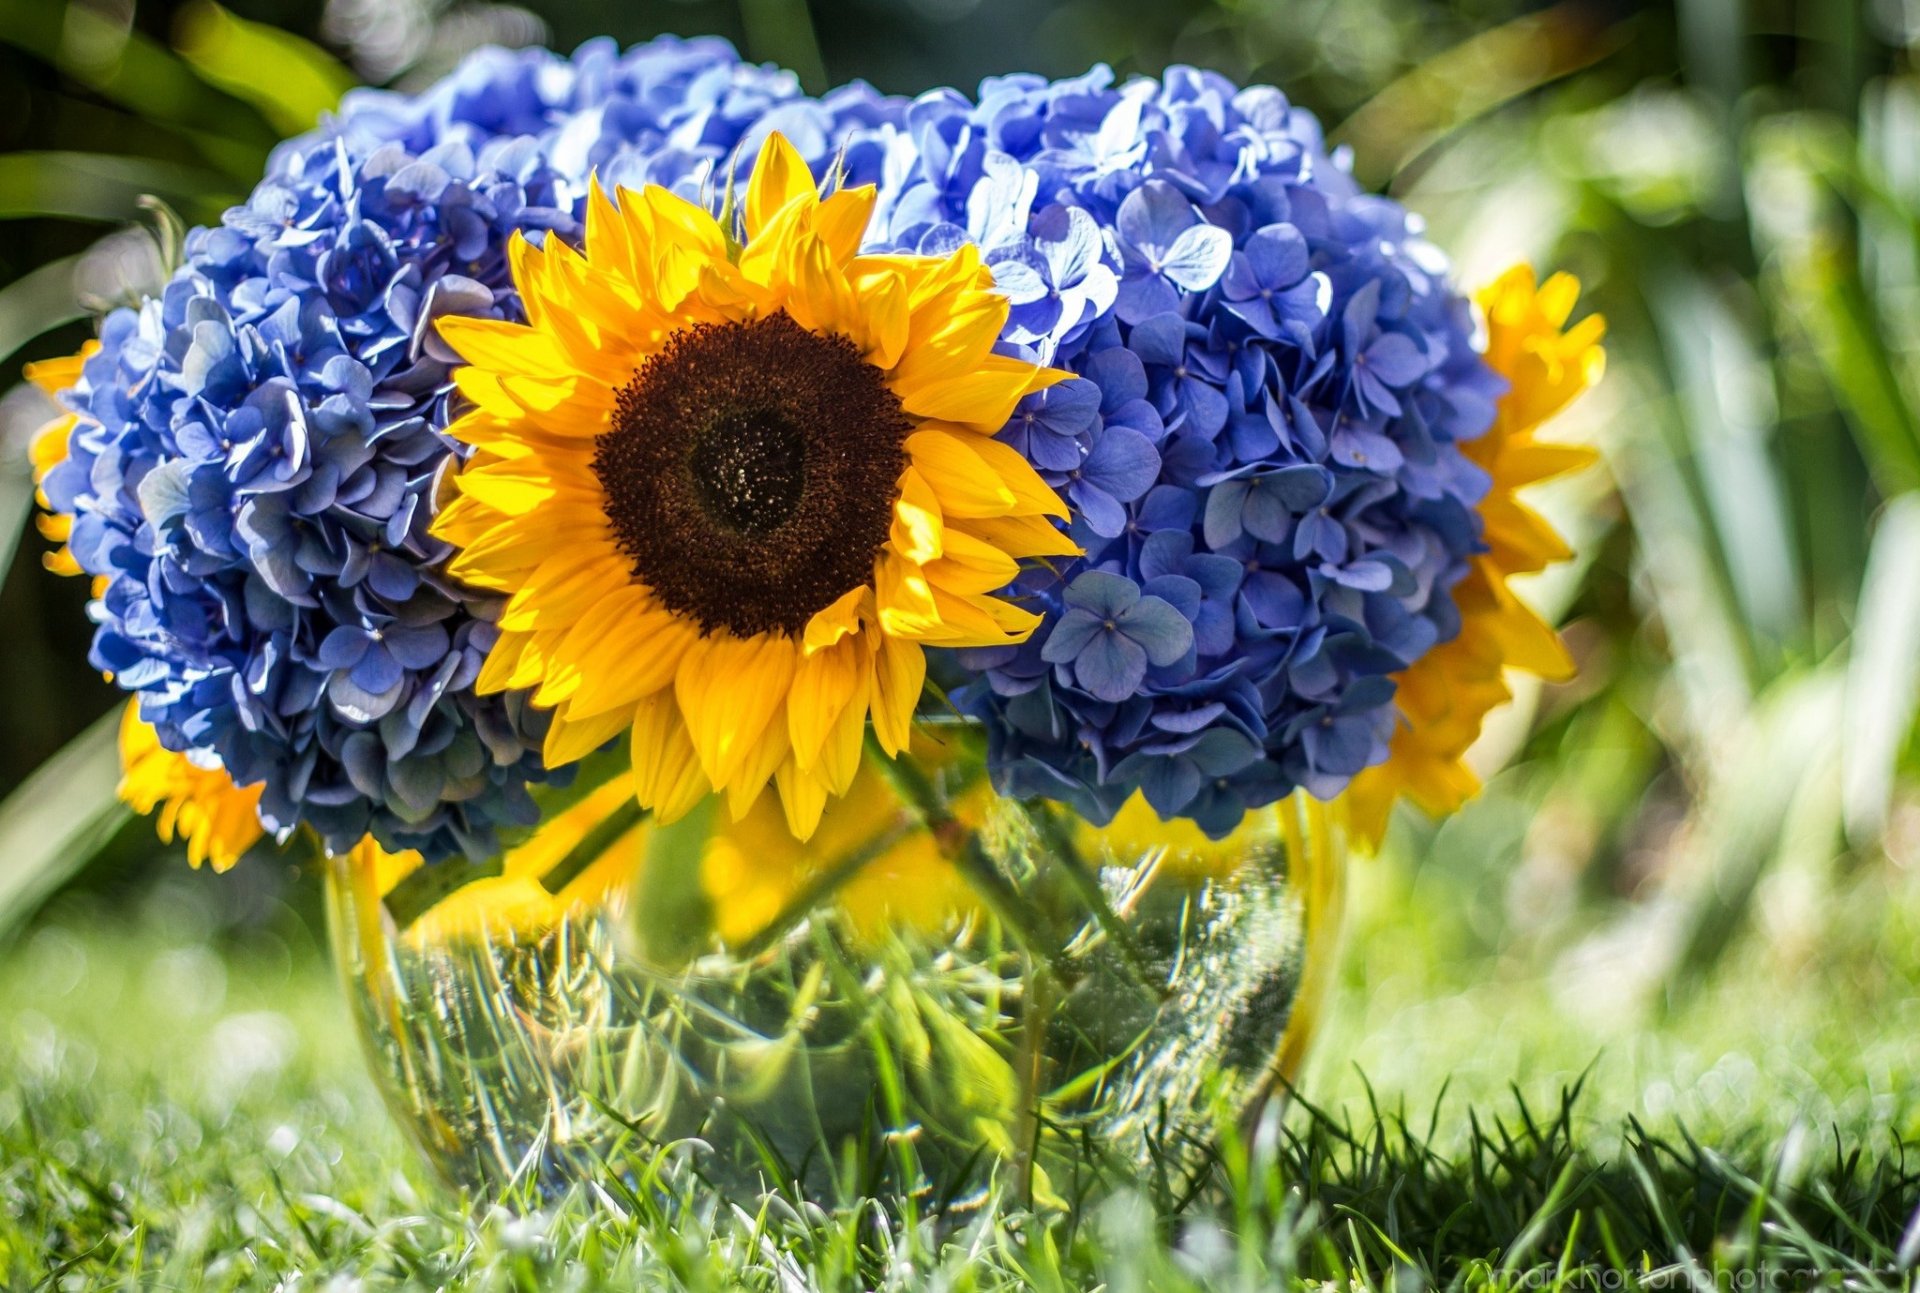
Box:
[868,67,1506,835]
[42,37,906,860]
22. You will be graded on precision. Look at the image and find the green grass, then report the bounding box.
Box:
[4,837,1918,1292]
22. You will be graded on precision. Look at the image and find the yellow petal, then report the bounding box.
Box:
[476,628,535,695]
[890,465,944,565]
[788,637,865,770]
[853,267,911,369]
[446,515,609,588]
[816,662,872,795]
[585,173,643,288]
[568,608,697,719]
[803,585,873,656]
[782,231,859,339]
[870,634,925,757]
[675,633,798,789]
[535,586,690,715]
[24,344,93,397]
[1497,440,1600,485]
[887,288,1009,389]
[923,525,1020,596]
[501,547,626,632]
[745,131,816,239]
[724,701,792,820]
[735,184,813,291]
[906,427,1068,519]
[630,692,711,824]
[543,704,633,767]
[807,186,878,266]
[874,550,942,638]
[642,185,729,265]
[437,314,628,387]
[895,353,1063,430]
[949,512,1080,559]
[774,757,831,841]
[1481,573,1576,680]
[450,468,586,518]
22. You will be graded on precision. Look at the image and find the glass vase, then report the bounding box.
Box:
[324,732,1347,1204]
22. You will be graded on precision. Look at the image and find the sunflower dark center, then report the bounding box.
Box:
[688,408,807,536]
[593,311,911,638]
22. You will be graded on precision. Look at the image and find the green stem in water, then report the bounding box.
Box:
[537,797,649,896]
[1028,803,1166,1002]
[380,752,644,932]
[732,813,922,959]
[863,733,1070,976]
[381,856,504,931]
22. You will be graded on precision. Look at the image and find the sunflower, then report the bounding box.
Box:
[26,343,98,579]
[1346,267,1605,848]
[432,133,1074,840]
[118,704,267,872]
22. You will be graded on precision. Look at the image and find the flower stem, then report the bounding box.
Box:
[1011,959,1054,1205]
[863,733,1069,975]
[732,813,921,959]
[1028,804,1167,1002]
[536,797,649,896]
[381,856,505,931]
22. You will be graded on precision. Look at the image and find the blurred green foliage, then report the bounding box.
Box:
[5,0,1920,1030]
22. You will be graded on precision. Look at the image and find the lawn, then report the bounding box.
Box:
[5,808,1916,1291]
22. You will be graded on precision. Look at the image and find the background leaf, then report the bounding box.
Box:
[0,707,130,940]
[171,1,353,137]
[1842,494,1920,844]
[0,252,84,369]
[0,151,234,223]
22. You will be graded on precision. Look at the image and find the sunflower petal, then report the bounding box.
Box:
[807,186,877,266]
[774,758,831,842]
[906,427,1068,518]
[803,585,872,656]
[788,637,864,771]
[543,704,633,767]
[890,466,944,564]
[746,131,816,239]
[870,634,925,757]
[630,692,711,824]
[724,702,792,820]
[895,353,1064,430]
[675,634,798,789]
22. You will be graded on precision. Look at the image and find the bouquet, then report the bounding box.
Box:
[25,37,1603,1201]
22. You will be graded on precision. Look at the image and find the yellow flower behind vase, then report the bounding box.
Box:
[1346,268,1606,848]
[362,775,645,945]
[25,343,99,579]
[700,733,988,947]
[431,133,1074,843]
[117,704,267,872]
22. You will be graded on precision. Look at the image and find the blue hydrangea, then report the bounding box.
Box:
[869,65,1506,836]
[42,37,913,860]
